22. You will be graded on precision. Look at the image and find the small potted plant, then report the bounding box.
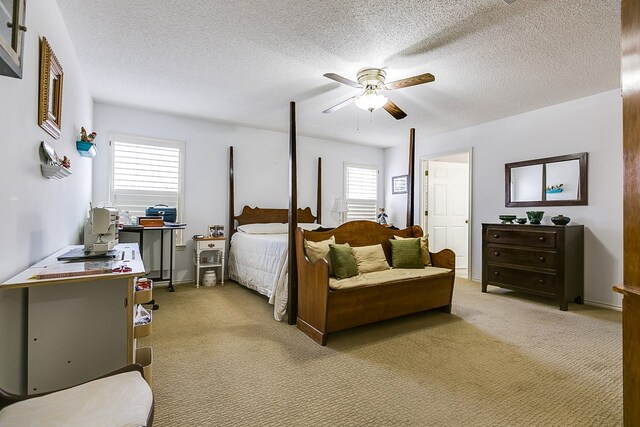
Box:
[76,127,98,158]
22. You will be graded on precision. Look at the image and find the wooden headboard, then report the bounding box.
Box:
[235,206,317,226]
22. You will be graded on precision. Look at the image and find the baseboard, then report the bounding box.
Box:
[465,278,621,311]
[584,299,622,312]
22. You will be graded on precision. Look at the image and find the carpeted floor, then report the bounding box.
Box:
[139,278,622,426]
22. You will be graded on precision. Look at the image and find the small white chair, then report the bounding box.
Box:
[0,364,154,427]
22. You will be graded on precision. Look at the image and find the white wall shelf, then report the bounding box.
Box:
[40,163,72,179]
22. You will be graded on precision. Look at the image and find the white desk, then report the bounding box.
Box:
[1,243,145,394]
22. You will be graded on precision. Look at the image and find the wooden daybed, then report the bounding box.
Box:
[295,221,456,345]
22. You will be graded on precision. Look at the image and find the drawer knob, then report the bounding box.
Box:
[539,237,545,241]
[493,234,500,238]
[539,257,545,262]
[494,271,500,276]
[494,251,500,256]
[539,279,545,284]
[208,243,215,248]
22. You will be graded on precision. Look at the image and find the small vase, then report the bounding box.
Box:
[526,211,544,225]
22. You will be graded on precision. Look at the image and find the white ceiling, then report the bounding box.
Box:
[55,0,620,148]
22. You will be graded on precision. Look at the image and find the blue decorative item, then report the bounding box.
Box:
[526,211,544,225]
[76,141,97,158]
[545,184,564,194]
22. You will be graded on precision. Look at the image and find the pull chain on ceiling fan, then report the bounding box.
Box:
[322,68,435,120]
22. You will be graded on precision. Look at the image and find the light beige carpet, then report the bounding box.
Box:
[139,278,622,426]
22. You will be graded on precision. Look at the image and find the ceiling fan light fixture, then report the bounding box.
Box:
[355,90,388,112]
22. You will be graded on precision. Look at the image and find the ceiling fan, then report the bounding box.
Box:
[322,68,435,120]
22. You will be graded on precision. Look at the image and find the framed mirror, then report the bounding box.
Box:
[505,152,588,207]
[38,37,64,139]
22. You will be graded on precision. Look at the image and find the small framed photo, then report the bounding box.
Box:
[207,225,225,238]
[392,175,409,194]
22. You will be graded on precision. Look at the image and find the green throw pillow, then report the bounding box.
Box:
[329,243,359,279]
[390,238,424,268]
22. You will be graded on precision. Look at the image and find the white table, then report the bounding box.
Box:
[193,237,225,287]
[1,243,145,394]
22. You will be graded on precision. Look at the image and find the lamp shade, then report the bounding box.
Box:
[332,197,348,213]
[354,90,388,112]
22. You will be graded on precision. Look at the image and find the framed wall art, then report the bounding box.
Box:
[38,37,64,139]
[392,175,408,194]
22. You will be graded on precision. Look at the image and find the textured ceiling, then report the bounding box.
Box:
[55,0,620,148]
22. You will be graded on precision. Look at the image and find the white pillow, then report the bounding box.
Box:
[298,223,321,231]
[237,223,288,234]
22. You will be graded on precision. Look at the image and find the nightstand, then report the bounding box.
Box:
[193,237,226,288]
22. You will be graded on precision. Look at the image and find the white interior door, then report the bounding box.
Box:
[427,161,469,271]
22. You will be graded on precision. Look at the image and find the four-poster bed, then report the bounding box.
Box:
[227,103,322,322]
[225,102,420,326]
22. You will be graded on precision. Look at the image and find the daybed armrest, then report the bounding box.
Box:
[295,228,330,327]
[430,248,456,271]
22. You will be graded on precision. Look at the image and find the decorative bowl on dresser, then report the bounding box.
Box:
[482,223,584,310]
[550,214,571,225]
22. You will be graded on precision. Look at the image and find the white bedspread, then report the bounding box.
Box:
[228,232,289,321]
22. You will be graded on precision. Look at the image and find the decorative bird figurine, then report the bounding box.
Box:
[80,127,97,142]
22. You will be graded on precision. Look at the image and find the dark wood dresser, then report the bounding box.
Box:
[482,223,584,310]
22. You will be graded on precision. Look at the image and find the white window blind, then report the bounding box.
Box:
[113,143,180,193]
[345,164,378,222]
[110,134,185,243]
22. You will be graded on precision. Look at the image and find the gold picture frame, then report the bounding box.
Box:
[38,37,64,139]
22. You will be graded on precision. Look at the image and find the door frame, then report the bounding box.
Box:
[419,147,473,279]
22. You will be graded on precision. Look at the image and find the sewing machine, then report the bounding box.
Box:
[84,207,119,254]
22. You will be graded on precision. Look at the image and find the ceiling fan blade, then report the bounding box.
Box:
[383,99,407,120]
[323,73,361,88]
[385,72,435,90]
[323,96,357,114]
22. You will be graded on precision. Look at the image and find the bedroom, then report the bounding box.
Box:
[0,0,632,425]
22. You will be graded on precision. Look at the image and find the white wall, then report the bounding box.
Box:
[92,103,385,282]
[385,90,623,308]
[0,1,93,392]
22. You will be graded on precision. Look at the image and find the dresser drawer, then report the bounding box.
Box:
[485,228,557,249]
[486,244,557,269]
[487,265,557,294]
[197,239,224,251]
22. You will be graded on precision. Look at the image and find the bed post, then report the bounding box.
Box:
[288,101,298,325]
[317,157,322,224]
[407,128,416,227]
[229,146,235,242]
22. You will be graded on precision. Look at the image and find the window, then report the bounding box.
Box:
[344,164,379,222]
[109,134,185,242]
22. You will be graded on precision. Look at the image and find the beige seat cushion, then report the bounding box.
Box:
[351,244,390,274]
[394,235,432,266]
[0,371,152,427]
[329,266,451,290]
[304,236,335,275]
